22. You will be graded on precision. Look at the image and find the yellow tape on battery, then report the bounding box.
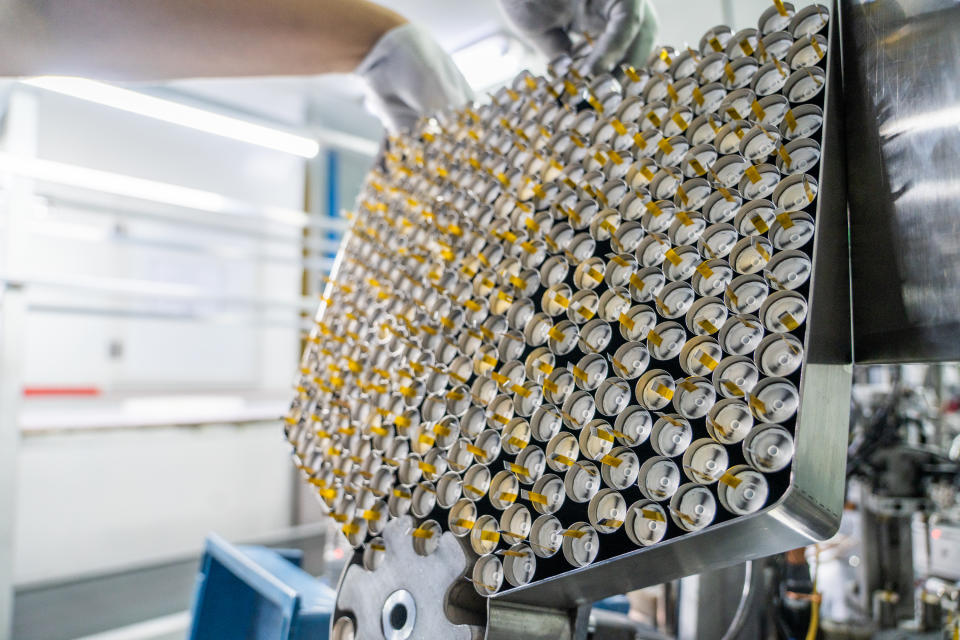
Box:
[508,436,528,449]
[641,508,666,522]
[666,83,679,103]
[751,214,770,233]
[552,453,575,466]
[695,346,720,372]
[784,109,797,131]
[779,312,800,331]
[480,530,501,542]
[595,428,615,443]
[524,491,548,505]
[719,471,743,488]
[810,35,824,58]
[722,380,745,397]
[749,394,768,415]
[512,384,532,397]
[466,443,487,459]
[505,462,529,476]
[724,63,736,84]
[691,87,705,108]
[601,454,623,468]
[464,484,484,496]
[599,518,624,528]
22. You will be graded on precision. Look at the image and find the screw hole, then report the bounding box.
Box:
[389,603,407,630]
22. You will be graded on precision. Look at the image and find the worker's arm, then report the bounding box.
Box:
[0,0,407,80]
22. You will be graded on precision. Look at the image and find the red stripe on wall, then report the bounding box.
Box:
[23,387,101,397]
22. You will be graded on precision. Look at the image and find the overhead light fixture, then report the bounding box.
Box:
[0,152,227,211]
[21,76,321,158]
[0,152,313,227]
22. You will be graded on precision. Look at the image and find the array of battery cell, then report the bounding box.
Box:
[285,1,830,598]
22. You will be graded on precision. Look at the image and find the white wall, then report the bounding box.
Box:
[15,88,310,394]
[13,422,293,585]
[2,84,320,587]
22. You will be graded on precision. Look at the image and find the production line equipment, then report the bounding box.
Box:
[284,3,849,638]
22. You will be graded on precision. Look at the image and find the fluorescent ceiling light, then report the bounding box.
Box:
[22,76,320,158]
[0,152,317,228]
[0,152,227,212]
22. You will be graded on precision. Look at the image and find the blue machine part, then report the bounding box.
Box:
[189,533,335,640]
[593,594,631,615]
[189,532,636,639]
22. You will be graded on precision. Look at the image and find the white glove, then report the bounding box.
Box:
[355,23,474,134]
[499,0,659,75]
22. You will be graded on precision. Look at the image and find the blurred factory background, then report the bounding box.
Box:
[1,1,958,640]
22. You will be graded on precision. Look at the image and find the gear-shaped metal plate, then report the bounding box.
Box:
[335,515,483,639]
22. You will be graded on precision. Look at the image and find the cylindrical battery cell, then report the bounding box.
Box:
[669,483,717,532]
[743,423,795,472]
[500,503,534,545]
[706,398,755,444]
[502,544,538,587]
[588,488,627,533]
[717,464,770,515]
[564,461,602,503]
[561,522,600,567]
[638,456,682,501]
[625,500,668,546]
[614,405,653,446]
[449,498,478,536]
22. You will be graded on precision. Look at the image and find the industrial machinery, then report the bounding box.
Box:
[277,1,960,638]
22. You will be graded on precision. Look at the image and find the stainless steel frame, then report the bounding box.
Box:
[841,0,960,363]
[485,6,852,613]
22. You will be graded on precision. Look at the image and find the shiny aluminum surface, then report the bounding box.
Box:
[842,0,960,362]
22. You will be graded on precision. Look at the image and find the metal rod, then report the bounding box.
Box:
[0,283,27,640]
[0,272,320,311]
[21,303,318,326]
[0,152,349,232]
[29,193,315,244]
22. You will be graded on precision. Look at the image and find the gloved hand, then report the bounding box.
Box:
[356,23,475,134]
[499,0,659,76]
